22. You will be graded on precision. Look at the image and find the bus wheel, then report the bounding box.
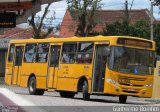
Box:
[28,76,44,95]
[119,95,127,103]
[59,91,75,98]
[82,80,90,100]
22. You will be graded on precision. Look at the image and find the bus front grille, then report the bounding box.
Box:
[119,83,143,87]
[122,90,139,94]
[122,88,140,94]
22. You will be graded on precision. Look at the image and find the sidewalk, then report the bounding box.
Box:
[0,88,47,112]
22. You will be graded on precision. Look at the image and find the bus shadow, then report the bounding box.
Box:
[73,97,152,105]
[16,92,154,105]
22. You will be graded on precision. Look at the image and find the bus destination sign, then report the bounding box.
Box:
[117,38,152,48]
[0,13,16,28]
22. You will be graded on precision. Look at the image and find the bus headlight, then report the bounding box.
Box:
[144,84,153,88]
[106,78,119,86]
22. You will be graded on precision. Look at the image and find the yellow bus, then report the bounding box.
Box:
[5,36,155,103]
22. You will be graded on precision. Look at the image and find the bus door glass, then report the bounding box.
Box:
[48,45,61,88]
[92,44,110,92]
[12,46,24,85]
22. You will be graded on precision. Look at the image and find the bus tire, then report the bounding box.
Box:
[59,91,75,98]
[28,76,44,95]
[119,95,127,103]
[82,80,90,100]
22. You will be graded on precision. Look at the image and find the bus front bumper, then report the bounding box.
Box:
[104,82,152,98]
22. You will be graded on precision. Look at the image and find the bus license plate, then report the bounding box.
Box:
[127,89,135,91]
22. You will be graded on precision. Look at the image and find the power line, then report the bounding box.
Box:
[130,0,134,11]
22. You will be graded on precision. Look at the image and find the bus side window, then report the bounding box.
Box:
[76,43,93,64]
[36,43,49,63]
[24,44,37,63]
[8,44,15,62]
[61,43,77,64]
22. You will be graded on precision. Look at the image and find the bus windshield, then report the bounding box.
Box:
[110,46,155,75]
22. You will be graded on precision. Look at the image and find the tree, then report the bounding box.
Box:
[154,23,160,54]
[151,0,160,6]
[67,0,102,37]
[103,18,130,36]
[28,2,54,39]
[103,18,150,39]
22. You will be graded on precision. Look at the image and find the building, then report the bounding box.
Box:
[60,9,153,38]
[0,27,55,76]
[0,0,61,24]
[0,0,62,77]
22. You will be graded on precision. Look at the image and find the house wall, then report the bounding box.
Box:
[60,11,77,38]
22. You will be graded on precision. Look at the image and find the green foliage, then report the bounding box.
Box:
[103,18,150,39]
[154,24,160,54]
[67,0,102,37]
[132,19,150,38]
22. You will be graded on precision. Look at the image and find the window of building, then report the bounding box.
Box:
[8,44,14,62]
[24,44,37,62]
[61,43,77,64]
[36,43,49,63]
[76,42,93,64]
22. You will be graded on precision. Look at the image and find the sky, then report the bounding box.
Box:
[20,0,160,28]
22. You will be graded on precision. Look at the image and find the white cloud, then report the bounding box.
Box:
[36,0,160,24]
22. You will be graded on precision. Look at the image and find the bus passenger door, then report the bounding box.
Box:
[92,45,109,92]
[12,46,24,85]
[5,44,14,85]
[47,45,61,89]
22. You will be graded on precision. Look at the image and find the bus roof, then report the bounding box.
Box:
[10,36,153,43]
[9,36,155,50]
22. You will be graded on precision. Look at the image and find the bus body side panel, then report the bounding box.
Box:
[5,63,13,85]
[20,63,48,89]
[56,64,93,92]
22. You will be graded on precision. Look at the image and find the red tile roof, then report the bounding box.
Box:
[60,9,152,38]
[0,27,56,39]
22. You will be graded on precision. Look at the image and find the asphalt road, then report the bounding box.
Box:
[0,84,153,106]
[0,78,159,112]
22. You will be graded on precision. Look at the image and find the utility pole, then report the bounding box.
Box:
[125,0,129,19]
[150,1,154,40]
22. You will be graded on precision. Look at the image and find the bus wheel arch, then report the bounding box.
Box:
[77,76,88,92]
[77,76,90,100]
[28,73,45,95]
[28,73,36,87]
